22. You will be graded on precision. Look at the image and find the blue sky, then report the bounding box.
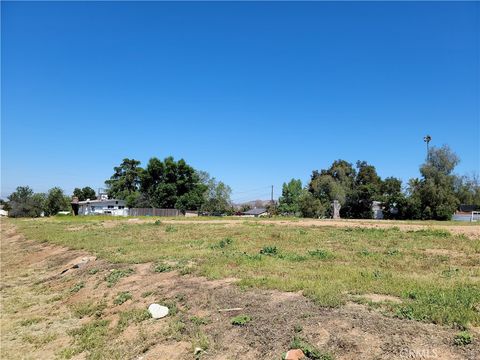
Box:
[1,1,479,202]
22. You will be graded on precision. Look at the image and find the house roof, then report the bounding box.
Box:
[242,208,267,215]
[77,199,126,205]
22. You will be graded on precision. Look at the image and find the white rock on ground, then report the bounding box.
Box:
[148,303,169,319]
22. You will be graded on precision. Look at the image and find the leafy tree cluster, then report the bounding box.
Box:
[7,186,70,217]
[278,145,479,220]
[104,157,232,213]
[73,186,97,201]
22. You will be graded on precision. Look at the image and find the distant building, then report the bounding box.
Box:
[76,198,128,216]
[241,208,268,217]
[453,204,480,222]
[0,209,8,217]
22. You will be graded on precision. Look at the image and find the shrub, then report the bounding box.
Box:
[454,331,473,346]
[190,316,210,326]
[260,246,278,256]
[395,306,414,320]
[231,314,251,326]
[153,262,173,273]
[211,237,234,249]
[308,249,334,260]
[114,291,132,305]
[105,268,134,287]
[70,282,85,293]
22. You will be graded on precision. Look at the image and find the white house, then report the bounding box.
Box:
[77,199,128,216]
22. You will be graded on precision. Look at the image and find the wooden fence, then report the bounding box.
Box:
[128,208,182,217]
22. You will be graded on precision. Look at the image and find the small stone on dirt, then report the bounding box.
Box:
[60,256,96,275]
[285,349,305,360]
[194,347,202,355]
[148,303,169,319]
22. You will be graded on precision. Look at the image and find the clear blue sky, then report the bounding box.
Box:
[1,1,479,202]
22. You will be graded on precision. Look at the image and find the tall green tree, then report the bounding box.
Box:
[342,161,382,219]
[380,177,408,219]
[413,145,460,220]
[140,157,207,210]
[45,187,70,216]
[298,190,325,218]
[309,160,356,217]
[105,159,143,200]
[278,179,303,215]
[200,177,232,215]
[454,174,480,208]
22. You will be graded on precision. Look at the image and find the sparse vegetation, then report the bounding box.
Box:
[72,301,107,318]
[114,291,132,305]
[2,217,480,360]
[231,314,251,326]
[22,333,57,349]
[260,245,278,256]
[105,269,134,287]
[454,331,473,346]
[153,261,173,273]
[62,319,110,358]
[18,317,43,327]
[141,290,155,298]
[211,237,234,249]
[116,309,150,332]
[69,282,85,293]
[12,217,480,328]
[308,249,334,259]
[165,224,177,233]
[289,336,333,360]
[190,316,210,326]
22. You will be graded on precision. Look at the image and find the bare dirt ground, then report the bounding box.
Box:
[1,220,478,360]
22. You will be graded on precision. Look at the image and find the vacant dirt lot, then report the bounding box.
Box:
[1,219,479,359]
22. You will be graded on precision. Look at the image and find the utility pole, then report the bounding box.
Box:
[423,135,432,161]
[271,185,274,204]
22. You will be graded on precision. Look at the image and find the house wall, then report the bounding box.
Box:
[78,200,128,217]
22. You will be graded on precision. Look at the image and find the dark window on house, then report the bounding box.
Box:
[116,201,118,204]
[118,206,124,209]
[108,205,114,209]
